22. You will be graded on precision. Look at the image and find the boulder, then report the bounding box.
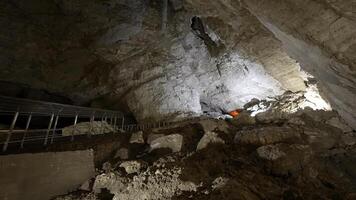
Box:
[243,98,260,109]
[62,121,114,136]
[196,131,225,151]
[257,145,286,161]
[303,130,341,151]
[146,133,165,144]
[150,134,183,153]
[211,177,229,190]
[234,126,301,146]
[257,144,313,176]
[199,119,218,132]
[119,160,143,174]
[255,110,285,124]
[287,117,305,125]
[199,119,229,133]
[130,131,144,144]
[93,165,198,200]
[216,120,230,133]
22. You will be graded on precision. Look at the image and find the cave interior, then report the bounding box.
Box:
[0,0,356,199]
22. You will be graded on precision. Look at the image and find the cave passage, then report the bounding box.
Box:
[0,0,355,199]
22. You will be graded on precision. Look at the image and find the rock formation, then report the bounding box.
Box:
[243,0,356,128]
[2,1,356,199]
[0,0,314,123]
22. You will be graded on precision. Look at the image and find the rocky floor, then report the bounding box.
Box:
[54,108,356,200]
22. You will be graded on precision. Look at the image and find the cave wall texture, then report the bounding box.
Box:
[243,0,356,129]
[1,0,354,128]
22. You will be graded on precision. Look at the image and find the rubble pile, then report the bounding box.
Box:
[55,101,355,200]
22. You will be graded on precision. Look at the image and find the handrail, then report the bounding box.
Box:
[0,96,190,152]
[0,120,185,147]
[0,96,126,152]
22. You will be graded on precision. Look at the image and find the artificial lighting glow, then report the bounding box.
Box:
[245,84,331,117]
[300,70,331,111]
[248,103,270,117]
[301,84,331,111]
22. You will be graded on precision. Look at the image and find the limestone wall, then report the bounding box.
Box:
[244,0,356,128]
[0,0,308,122]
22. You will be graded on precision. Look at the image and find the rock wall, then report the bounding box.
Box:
[0,0,308,122]
[0,150,95,200]
[243,0,356,128]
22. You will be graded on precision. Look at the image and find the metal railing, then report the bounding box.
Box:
[0,95,125,152]
[0,96,185,152]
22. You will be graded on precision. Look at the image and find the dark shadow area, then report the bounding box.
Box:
[97,188,114,200]
[191,16,225,57]
[0,81,73,104]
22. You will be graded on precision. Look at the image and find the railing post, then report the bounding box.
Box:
[121,117,125,131]
[101,113,106,134]
[71,114,78,142]
[44,113,54,146]
[20,113,32,149]
[88,114,94,137]
[109,115,113,133]
[50,115,59,144]
[113,116,117,132]
[2,111,19,152]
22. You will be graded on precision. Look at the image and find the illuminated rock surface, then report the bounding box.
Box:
[0,0,311,123]
[244,0,356,128]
